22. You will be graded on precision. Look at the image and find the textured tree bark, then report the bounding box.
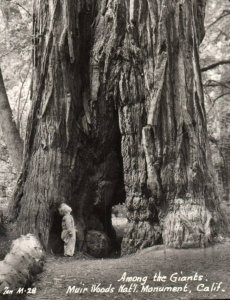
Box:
[0,67,23,172]
[120,0,225,254]
[8,0,125,251]
[9,0,225,255]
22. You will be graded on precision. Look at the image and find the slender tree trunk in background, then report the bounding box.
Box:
[9,0,225,254]
[0,67,23,172]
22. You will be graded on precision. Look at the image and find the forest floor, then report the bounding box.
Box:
[23,216,230,300]
[1,218,230,300]
[24,239,230,300]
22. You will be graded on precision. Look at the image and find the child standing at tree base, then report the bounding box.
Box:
[58,203,76,257]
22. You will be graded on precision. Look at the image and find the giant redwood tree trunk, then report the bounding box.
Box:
[120,0,225,254]
[9,0,125,251]
[9,0,225,254]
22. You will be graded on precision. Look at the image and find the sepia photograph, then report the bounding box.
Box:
[0,0,229,299]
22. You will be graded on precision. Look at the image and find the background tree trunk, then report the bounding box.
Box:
[9,0,225,255]
[0,67,23,172]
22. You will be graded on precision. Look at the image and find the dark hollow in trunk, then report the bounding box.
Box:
[8,0,126,254]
